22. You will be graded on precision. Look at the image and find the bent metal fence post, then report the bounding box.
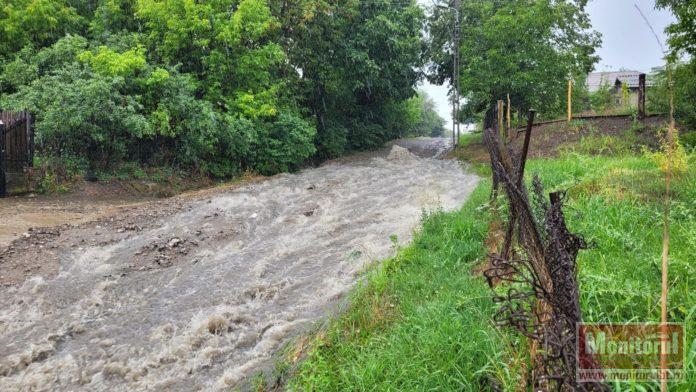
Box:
[482,106,607,391]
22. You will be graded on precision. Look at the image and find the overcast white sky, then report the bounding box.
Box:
[418,0,677,129]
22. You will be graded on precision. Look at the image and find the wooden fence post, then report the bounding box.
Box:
[507,93,511,131]
[517,110,536,186]
[0,120,5,197]
[567,80,573,122]
[638,73,646,120]
[497,100,505,141]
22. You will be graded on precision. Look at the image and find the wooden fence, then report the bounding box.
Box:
[0,110,34,197]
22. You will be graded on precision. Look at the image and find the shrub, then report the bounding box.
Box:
[0,35,88,92]
[4,65,151,167]
[589,82,615,114]
[316,121,349,159]
[252,112,317,175]
[349,122,386,150]
[681,130,696,152]
[645,130,689,176]
[32,154,87,193]
[181,113,257,178]
[649,61,696,128]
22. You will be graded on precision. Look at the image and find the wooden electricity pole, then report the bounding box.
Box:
[453,0,461,148]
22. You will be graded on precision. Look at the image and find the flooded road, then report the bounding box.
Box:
[0,138,478,391]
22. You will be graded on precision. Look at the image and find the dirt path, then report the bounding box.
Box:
[0,138,477,391]
[0,197,148,248]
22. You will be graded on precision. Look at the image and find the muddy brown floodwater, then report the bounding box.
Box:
[0,138,477,391]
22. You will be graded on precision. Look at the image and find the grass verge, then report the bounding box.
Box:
[278,133,695,391]
[279,182,519,391]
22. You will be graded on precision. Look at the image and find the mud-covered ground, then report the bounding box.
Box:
[0,196,149,248]
[0,138,477,391]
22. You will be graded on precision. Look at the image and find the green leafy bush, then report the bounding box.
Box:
[316,121,348,159]
[5,65,150,166]
[252,112,316,175]
[649,61,696,129]
[349,122,387,150]
[681,130,696,151]
[32,154,87,193]
[589,82,615,114]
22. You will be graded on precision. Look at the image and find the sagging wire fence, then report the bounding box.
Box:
[482,100,607,391]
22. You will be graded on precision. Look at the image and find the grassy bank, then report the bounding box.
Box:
[278,133,695,391]
[282,182,517,391]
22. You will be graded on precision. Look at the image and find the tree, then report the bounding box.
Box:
[279,0,425,156]
[0,0,84,58]
[656,0,696,57]
[0,0,428,179]
[402,91,446,137]
[649,62,696,129]
[427,0,600,121]
[655,1,696,130]
[419,93,447,137]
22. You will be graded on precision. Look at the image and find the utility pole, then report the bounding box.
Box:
[453,0,461,148]
[438,0,461,149]
[638,73,646,119]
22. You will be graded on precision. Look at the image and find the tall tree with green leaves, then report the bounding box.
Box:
[427,0,600,121]
[653,0,696,131]
[0,0,85,57]
[0,0,428,179]
[279,0,425,156]
[656,0,696,57]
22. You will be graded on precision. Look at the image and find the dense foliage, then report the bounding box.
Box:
[656,0,696,57]
[398,91,446,137]
[427,0,600,121]
[649,62,696,133]
[656,0,696,134]
[0,0,435,177]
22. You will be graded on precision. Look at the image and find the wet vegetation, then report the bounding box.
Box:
[0,0,441,183]
[280,130,696,391]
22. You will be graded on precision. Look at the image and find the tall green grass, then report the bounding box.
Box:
[527,153,696,390]
[282,146,695,391]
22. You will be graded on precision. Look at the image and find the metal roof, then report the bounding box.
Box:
[586,71,646,92]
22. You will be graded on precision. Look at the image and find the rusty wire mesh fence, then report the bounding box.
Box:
[481,102,607,391]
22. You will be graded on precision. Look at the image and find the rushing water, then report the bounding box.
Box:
[0,139,478,391]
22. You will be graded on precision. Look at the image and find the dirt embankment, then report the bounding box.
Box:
[456,115,668,164]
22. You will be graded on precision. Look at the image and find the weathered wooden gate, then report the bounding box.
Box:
[0,110,34,197]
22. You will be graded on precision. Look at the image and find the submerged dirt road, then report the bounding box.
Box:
[0,138,478,391]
